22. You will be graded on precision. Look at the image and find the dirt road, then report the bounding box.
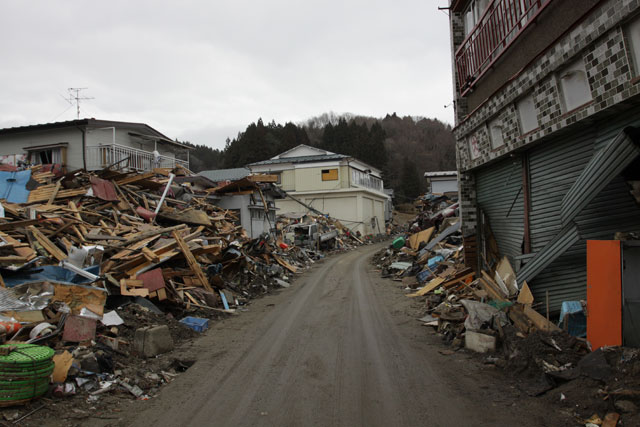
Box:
[121,244,566,427]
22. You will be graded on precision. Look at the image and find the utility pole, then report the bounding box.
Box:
[66,88,94,119]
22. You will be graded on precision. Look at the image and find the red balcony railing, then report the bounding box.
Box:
[455,0,553,96]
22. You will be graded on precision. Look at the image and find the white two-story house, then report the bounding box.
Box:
[248,145,388,236]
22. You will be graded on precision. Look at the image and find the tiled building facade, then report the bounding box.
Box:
[449,0,640,311]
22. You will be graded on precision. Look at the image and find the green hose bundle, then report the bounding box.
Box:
[0,344,54,405]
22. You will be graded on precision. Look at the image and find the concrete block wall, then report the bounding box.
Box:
[450,0,640,235]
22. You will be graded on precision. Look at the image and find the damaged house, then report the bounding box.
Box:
[247,144,389,236]
[198,168,281,239]
[0,119,191,171]
[448,0,640,313]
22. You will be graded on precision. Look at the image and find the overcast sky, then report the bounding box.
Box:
[0,0,453,149]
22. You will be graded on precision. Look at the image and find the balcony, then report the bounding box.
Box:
[86,144,189,171]
[455,0,553,96]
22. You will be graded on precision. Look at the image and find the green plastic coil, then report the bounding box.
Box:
[0,344,54,403]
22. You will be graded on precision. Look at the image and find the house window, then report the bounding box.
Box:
[250,209,264,220]
[488,118,504,149]
[626,15,640,76]
[559,59,592,112]
[463,0,490,35]
[351,169,383,190]
[29,148,63,164]
[517,93,539,134]
[321,169,338,181]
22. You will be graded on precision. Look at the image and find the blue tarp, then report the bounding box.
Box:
[558,301,587,338]
[3,265,100,288]
[0,170,31,203]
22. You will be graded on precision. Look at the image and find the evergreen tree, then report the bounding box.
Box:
[399,156,422,200]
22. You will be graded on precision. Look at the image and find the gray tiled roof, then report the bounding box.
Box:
[198,167,251,182]
[247,153,349,166]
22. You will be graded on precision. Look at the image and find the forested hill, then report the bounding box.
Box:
[185,113,455,200]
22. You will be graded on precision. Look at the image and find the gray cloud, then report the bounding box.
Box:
[0,0,453,149]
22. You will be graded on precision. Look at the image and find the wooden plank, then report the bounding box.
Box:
[27,187,86,203]
[0,231,36,261]
[481,271,509,298]
[477,278,508,302]
[172,231,213,292]
[46,178,63,205]
[508,305,532,334]
[157,208,212,226]
[113,224,188,248]
[111,235,160,260]
[517,281,534,305]
[120,279,149,297]
[0,256,29,263]
[602,413,620,427]
[0,219,40,230]
[247,174,278,183]
[273,254,298,274]
[68,201,88,236]
[28,225,67,261]
[115,171,155,185]
[523,305,561,332]
[441,272,474,289]
[407,277,445,297]
[141,247,161,263]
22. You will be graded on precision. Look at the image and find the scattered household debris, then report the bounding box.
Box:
[374,192,640,425]
[0,163,370,415]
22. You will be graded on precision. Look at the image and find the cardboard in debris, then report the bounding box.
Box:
[407,227,434,250]
[517,281,534,305]
[52,351,74,383]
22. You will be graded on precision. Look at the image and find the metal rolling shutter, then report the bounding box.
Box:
[525,123,640,313]
[475,157,524,266]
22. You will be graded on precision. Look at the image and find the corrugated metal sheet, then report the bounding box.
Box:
[475,157,524,266]
[560,129,640,226]
[528,128,596,252]
[517,224,579,284]
[522,116,640,313]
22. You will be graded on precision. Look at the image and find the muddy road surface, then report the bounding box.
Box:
[119,244,566,427]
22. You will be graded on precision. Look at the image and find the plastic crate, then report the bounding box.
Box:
[179,316,209,332]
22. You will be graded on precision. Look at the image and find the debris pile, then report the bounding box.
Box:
[0,164,363,412]
[376,195,640,424]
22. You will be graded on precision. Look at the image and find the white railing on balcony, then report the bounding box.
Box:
[86,144,189,171]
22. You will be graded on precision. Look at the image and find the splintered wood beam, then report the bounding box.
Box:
[28,225,67,261]
[172,230,213,292]
[46,178,63,205]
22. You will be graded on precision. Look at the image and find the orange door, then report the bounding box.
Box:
[587,240,622,350]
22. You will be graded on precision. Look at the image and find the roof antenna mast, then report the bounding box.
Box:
[67,88,94,119]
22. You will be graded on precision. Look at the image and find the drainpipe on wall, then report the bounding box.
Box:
[77,125,87,170]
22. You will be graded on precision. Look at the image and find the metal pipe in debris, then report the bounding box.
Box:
[154,173,175,216]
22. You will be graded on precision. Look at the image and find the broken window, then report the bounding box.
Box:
[321,168,338,181]
[29,148,62,164]
[517,93,539,134]
[558,58,592,112]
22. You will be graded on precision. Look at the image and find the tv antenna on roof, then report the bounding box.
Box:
[66,88,94,119]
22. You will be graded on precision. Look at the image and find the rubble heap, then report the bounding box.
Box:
[0,164,364,412]
[375,193,640,424]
